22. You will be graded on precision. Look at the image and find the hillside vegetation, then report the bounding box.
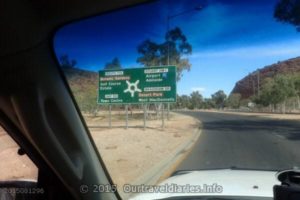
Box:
[63,68,99,114]
[232,57,300,99]
[62,56,300,114]
[230,57,300,113]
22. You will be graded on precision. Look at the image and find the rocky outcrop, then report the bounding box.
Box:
[231,57,300,99]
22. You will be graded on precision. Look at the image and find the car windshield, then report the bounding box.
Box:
[160,197,272,200]
[54,0,300,199]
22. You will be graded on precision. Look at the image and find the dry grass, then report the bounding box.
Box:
[88,112,199,188]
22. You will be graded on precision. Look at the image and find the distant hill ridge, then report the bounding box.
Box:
[63,68,98,112]
[62,58,300,103]
[231,57,300,99]
[63,67,97,82]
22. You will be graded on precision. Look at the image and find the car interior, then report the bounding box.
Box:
[1,0,300,200]
[0,0,152,199]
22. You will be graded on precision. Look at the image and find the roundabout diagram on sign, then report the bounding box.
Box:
[124,80,142,97]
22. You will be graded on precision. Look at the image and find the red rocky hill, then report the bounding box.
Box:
[231,57,300,99]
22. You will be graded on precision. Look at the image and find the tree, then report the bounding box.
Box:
[104,57,122,70]
[211,90,227,109]
[272,75,296,113]
[190,91,203,109]
[136,40,161,67]
[291,73,300,108]
[202,98,216,109]
[176,95,192,109]
[274,0,300,31]
[137,27,192,81]
[226,93,241,109]
[254,78,274,107]
[60,54,77,68]
[255,75,296,113]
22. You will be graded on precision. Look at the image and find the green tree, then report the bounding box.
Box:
[274,0,300,31]
[254,78,274,107]
[255,75,296,113]
[202,98,216,109]
[176,95,192,109]
[104,57,122,70]
[60,54,77,68]
[211,90,227,109]
[273,75,296,113]
[136,40,161,67]
[190,91,203,109]
[226,93,241,109]
[292,74,300,108]
[175,95,182,109]
[137,27,192,81]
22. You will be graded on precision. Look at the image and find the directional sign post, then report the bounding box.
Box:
[98,66,176,104]
[125,105,128,129]
[98,66,177,128]
[143,104,147,129]
[109,105,112,128]
[161,103,165,128]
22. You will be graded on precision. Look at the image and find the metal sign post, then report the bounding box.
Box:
[161,103,165,129]
[156,103,159,119]
[143,104,147,130]
[98,66,177,130]
[109,105,112,128]
[167,103,170,120]
[125,105,128,129]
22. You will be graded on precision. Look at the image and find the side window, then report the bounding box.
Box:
[0,126,38,181]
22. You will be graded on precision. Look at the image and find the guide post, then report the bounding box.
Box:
[167,103,170,120]
[162,103,165,128]
[143,104,147,129]
[125,105,128,129]
[109,105,112,128]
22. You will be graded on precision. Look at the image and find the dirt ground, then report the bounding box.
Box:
[0,127,38,180]
[0,112,199,192]
[86,112,200,188]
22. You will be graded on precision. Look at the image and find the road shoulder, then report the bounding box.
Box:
[87,112,201,198]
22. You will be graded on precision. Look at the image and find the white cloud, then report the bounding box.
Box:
[191,87,206,93]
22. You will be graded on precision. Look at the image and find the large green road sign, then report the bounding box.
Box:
[98,66,176,104]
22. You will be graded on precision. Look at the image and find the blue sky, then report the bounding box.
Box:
[54,0,300,98]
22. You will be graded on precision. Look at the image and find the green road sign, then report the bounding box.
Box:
[98,66,177,104]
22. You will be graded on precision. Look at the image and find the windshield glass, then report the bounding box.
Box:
[54,0,300,199]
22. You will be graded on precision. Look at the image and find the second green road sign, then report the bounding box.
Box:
[98,66,177,104]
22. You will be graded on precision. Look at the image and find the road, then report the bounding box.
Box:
[176,111,300,171]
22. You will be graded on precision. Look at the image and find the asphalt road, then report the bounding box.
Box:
[176,111,300,171]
